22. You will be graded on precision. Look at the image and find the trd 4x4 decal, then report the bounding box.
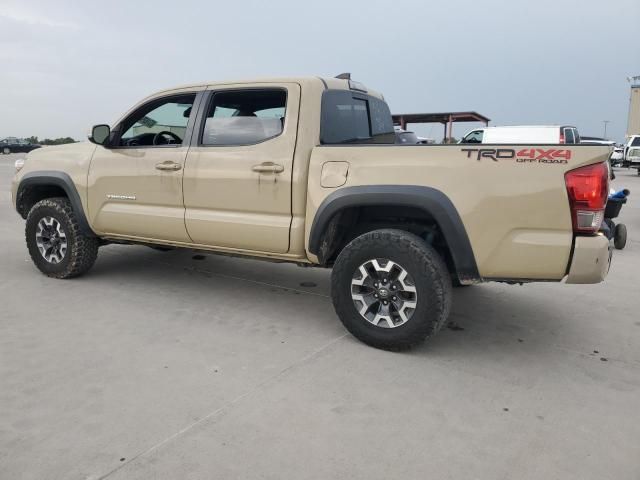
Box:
[461,148,571,164]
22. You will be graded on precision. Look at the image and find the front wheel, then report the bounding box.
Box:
[331,229,452,351]
[25,197,99,278]
[2,147,10,154]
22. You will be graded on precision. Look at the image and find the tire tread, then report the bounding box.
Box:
[331,229,452,351]
[25,197,99,278]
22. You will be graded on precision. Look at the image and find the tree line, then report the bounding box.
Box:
[24,136,78,146]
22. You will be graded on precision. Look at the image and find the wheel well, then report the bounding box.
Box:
[16,184,68,218]
[317,205,457,276]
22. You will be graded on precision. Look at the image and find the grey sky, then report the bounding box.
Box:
[1,0,638,142]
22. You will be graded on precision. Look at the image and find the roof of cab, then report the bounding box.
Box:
[149,76,384,99]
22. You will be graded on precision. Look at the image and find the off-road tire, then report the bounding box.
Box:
[614,223,627,250]
[25,197,99,278]
[331,229,452,351]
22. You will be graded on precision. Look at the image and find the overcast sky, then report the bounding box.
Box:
[1,0,638,142]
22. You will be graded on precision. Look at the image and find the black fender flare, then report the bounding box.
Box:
[308,185,480,282]
[17,171,95,236]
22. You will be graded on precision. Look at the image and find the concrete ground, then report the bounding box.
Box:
[1,152,639,480]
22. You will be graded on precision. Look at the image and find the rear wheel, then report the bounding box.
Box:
[331,229,452,351]
[614,223,627,250]
[25,197,99,278]
[2,147,10,154]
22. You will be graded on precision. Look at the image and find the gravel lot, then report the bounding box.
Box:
[1,152,639,479]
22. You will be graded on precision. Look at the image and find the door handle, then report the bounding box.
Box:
[252,162,284,174]
[155,161,182,171]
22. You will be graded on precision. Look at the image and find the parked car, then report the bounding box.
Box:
[11,75,612,351]
[460,125,581,144]
[394,128,425,145]
[1,137,41,154]
[627,147,640,174]
[624,135,640,163]
[610,146,624,166]
[580,136,615,146]
[394,127,432,145]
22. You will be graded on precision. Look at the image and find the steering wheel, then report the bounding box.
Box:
[152,131,182,146]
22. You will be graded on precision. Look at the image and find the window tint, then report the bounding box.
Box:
[462,130,483,143]
[573,128,580,143]
[320,90,395,144]
[631,137,640,146]
[201,89,286,146]
[120,94,195,147]
[564,128,575,144]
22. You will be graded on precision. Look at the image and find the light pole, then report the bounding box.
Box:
[602,120,610,139]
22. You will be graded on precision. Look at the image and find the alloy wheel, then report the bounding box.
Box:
[35,216,68,264]
[351,258,418,328]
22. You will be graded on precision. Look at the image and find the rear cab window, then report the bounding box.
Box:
[320,90,395,144]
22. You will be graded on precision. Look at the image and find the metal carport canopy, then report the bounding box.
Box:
[392,111,490,142]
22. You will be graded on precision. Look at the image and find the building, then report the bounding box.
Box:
[627,75,640,139]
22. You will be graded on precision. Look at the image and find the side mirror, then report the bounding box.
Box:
[89,124,111,146]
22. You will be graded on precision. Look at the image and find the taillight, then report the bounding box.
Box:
[559,132,565,144]
[564,162,609,234]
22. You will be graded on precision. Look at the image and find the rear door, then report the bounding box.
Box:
[182,83,300,253]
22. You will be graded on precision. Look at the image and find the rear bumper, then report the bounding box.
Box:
[564,234,612,284]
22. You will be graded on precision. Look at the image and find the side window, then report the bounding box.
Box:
[119,94,195,147]
[564,128,575,144]
[201,89,286,146]
[462,130,483,143]
[631,137,640,146]
[320,90,395,144]
[573,128,580,143]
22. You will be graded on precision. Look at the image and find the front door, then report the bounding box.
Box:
[88,92,201,242]
[183,84,299,253]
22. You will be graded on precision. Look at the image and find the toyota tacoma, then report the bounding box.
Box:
[11,76,613,350]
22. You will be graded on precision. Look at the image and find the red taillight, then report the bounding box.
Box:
[559,132,565,144]
[564,162,609,234]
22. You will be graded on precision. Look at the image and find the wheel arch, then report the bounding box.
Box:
[308,185,480,283]
[16,171,95,236]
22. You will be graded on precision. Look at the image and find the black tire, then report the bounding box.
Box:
[2,147,10,154]
[614,223,627,250]
[25,197,99,278]
[331,229,452,351]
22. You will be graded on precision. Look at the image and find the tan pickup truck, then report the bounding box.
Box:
[11,76,612,350]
